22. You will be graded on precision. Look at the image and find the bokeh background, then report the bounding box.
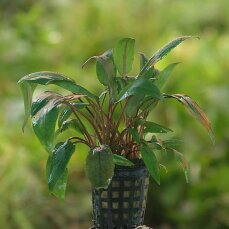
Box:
[0,0,228,228]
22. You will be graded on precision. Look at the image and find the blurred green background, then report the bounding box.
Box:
[0,0,228,228]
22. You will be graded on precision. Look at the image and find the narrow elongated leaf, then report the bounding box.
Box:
[141,143,160,185]
[32,93,62,152]
[139,120,173,133]
[46,157,68,199]
[113,38,135,76]
[154,63,179,89]
[18,71,96,99]
[116,78,161,102]
[48,141,75,191]
[150,137,183,151]
[85,145,115,189]
[139,52,160,79]
[139,52,149,70]
[129,128,140,143]
[19,82,36,131]
[173,150,189,183]
[113,154,134,166]
[140,36,196,75]
[163,139,183,148]
[163,93,214,143]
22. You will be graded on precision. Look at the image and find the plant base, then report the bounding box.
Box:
[92,164,149,228]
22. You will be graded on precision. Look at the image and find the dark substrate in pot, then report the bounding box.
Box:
[92,160,149,229]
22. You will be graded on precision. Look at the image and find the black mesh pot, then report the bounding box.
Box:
[92,163,149,228]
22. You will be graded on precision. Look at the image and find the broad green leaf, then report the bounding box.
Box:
[139,120,173,133]
[141,143,160,185]
[129,128,140,143]
[19,82,36,131]
[96,50,116,86]
[32,93,61,152]
[116,79,161,102]
[48,141,75,191]
[31,91,61,116]
[163,93,214,143]
[140,36,196,75]
[113,154,134,166]
[125,94,144,117]
[85,145,115,189]
[18,71,96,99]
[113,38,135,76]
[96,60,110,85]
[154,63,179,89]
[83,50,117,95]
[46,157,68,200]
[139,96,159,112]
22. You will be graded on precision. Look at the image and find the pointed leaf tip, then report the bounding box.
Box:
[114,37,135,76]
[139,36,197,76]
[141,143,160,185]
[163,93,214,143]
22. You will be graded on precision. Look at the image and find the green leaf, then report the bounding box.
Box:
[163,139,183,148]
[31,91,61,116]
[113,38,135,76]
[139,52,160,79]
[139,96,159,112]
[32,92,62,152]
[113,154,134,166]
[48,141,75,191]
[18,71,96,99]
[141,143,160,185]
[140,36,196,75]
[140,68,160,79]
[116,78,161,102]
[96,49,116,86]
[57,119,84,135]
[163,93,214,143]
[19,82,37,131]
[85,145,115,189]
[139,52,149,70]
[154,63,179,89]
[149,136,163,150]
[125,94,144,117]
[129,128,140,144]
[139,120,173,133]
[46,157,68,200]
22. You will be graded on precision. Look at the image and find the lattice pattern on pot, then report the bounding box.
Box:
[92,166,149,228]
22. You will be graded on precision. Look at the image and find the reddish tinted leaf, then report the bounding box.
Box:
[164,93,214,143]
